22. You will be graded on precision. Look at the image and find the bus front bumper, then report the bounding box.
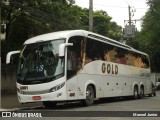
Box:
[17,90,67,104]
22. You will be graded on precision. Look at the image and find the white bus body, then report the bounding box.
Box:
[6,30,152,106]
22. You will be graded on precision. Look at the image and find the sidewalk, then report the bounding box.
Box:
[1,92,43,110]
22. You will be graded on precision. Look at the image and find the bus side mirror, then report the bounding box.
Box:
[6,51,20,64]
[59,43,73,57]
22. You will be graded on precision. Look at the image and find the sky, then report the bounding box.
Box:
[75,0,149,30]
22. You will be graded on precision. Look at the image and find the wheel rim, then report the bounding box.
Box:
[86,87,94,104]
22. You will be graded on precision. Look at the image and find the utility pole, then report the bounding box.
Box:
[128,6,131,26]
[124,5,137,46]
[128,5,132,45]
[0,1,1,41]
[0,1,2,58]
[0,1,2,61]
[89,0,93,31]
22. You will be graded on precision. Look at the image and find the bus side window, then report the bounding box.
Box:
[116,48,127,65]
[94,41,104,60]
[85,38,94,63]
[141,55,149,68]
[67,36,84,79]
[104,44,118,63]
[125,52,135,66]
[104,44,112,62]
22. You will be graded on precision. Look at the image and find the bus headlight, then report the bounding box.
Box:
[49,82,65,92]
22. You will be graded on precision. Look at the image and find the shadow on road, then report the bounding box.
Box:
[34,96,153,111]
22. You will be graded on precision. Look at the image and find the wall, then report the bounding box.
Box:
[1,64,17,94]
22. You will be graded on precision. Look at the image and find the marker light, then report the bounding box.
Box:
[32,96,41,100]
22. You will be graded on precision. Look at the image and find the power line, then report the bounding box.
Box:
[76,1,148,9]
[124,0,130,6]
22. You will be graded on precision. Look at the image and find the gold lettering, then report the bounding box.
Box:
[102,63,118,75]
[102,63,106,73]
[112,64,114,74]
[115,65,118,74]
[107,64,111,74]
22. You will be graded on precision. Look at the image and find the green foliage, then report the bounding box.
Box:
[93,10,111,36]
[135,0,160,72]
[1,0,122,63]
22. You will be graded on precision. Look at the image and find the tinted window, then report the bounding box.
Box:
[86,37,149,68]
[67,36,85,79]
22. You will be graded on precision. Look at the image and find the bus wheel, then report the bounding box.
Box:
[139,86,144,99]
[83,85,95,106]
[133,86,138,99]
[43,101,57,108]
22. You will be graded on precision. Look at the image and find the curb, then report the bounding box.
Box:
[0,105,43,111]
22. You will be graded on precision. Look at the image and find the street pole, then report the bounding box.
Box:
[128,5,132,45]
[0,2,1,41]
[89,0,93,31]
[128,6,132,25]
[0,0,1,108]
[0,1,2,58]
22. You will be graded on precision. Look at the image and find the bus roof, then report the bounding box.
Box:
[24,30,148,56]
[24,30,84,45]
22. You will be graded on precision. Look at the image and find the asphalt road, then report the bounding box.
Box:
[27,90,160,111]
[1,91,160,120]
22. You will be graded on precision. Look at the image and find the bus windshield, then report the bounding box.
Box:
[17,39,65,85]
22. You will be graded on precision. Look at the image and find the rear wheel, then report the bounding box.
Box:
[83,85,95,106]
[43,101,57,108]
[133,86,138,99]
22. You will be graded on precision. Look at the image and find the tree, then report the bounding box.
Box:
[135,0,160,72]
[1,0,82,63]
[1,0,123,63]
[93,10,122,40]
[93,10,112,36]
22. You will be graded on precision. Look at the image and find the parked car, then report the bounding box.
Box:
[149,82,156,97]
[155,78,160,90]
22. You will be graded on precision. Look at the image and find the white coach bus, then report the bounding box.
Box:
[6,30,153,107]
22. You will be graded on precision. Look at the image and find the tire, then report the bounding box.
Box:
[43,101,57,108]
[139,87,144,99]
[83,85,95,106]
[153,91,156,96]
[133,86,138,99]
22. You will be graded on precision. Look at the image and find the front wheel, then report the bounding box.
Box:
[82,85,95,106]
